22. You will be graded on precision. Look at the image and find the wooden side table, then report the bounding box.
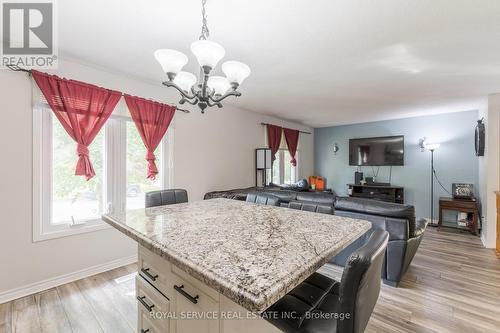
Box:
[438,197,479,235]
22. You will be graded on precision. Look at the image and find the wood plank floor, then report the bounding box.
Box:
[0,228,499,333]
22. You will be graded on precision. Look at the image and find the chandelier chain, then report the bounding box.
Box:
[199,0,210,40]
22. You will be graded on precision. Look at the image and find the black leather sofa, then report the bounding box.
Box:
[204,187,427,287]
[204,186,336,207]
[331,197,427,287]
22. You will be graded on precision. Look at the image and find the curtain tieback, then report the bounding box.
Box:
[146,150,158,180]
[146,150,156,161]
[76,143,89,156]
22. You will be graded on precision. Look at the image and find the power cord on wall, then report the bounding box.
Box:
[371,166,380,179]
[433,168,452,196]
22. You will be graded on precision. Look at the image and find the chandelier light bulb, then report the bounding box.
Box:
[222,61,251,86]
[207,76,230,96]
[190,40,225,70]
[173,71,197,92]
[154,49,188,77]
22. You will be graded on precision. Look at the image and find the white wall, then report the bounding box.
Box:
[0,58,313,299]
[480,94,500,248]
[174,109,313,201]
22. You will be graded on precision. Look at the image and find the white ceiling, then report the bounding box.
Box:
[59,0,500,127]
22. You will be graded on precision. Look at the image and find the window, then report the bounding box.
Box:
[51,116,106,224]
[126,121,163,210]
[33,97,173,241]
[268,149,299,185]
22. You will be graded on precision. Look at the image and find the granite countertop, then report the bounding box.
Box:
[102,198,371,312]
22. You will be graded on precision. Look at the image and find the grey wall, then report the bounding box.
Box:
[314,111,480,219]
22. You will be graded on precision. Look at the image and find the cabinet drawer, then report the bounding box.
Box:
[138,309,164,333]
[172,265,219,301]
[171,274,220,333]
[136,275,170,332]
[139,245,173,300]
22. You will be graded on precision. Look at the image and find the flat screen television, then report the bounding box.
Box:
[349,135,404,166]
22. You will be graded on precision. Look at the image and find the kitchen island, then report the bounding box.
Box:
[103,198,371,333]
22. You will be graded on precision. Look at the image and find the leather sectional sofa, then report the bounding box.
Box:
[332,197,427,287]
[204,187,427,286]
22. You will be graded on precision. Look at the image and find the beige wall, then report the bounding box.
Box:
[0,58,313,298]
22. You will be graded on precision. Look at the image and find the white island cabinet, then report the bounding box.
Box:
[102,198,371,333]
[136,244,277,333]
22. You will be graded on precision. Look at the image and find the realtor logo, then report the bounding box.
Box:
[1,0,57,69]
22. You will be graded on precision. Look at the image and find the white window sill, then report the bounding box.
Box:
[33,219,112,242]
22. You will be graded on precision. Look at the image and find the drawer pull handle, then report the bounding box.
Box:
[141,330,150,333]
[137,295,155,312]
[174,284,199,304]
[141,268,158,281]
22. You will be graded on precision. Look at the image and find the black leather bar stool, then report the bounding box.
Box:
[145,189,188,208]
[264,229,389,333]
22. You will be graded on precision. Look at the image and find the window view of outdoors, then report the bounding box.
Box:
[283,152,293,184]
[272,152,280,184]
[52,115,105,225]
[268,150,298,185]
[126,121,162,209]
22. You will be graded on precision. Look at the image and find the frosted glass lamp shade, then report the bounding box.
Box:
[207,76,230,96]
[173,71,197,92]
[190,40,225,69]
[154,49,188,75]
[222,61,251,85]
[424,143,440,151]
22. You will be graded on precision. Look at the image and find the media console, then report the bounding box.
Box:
[347,184,404,204]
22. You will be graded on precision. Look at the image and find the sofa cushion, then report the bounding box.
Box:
[334,197,416,237]
[259,189,298,202]
[287,200,334,214]
[335,210,408,241]
[296,192,335,206]
[246,193,281,206]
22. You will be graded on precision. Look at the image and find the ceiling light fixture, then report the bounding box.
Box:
[155,0,251,113]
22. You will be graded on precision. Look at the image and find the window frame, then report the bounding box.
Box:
[32,100,174,242]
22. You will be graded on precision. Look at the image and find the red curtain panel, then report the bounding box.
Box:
[266,124,283,161]
[283,128,300,166]
[124,95,176,180]
[32,70,121,180]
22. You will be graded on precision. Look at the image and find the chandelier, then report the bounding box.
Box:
[154,0,251,113]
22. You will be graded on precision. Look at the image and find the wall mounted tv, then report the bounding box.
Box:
[349,135,404,166]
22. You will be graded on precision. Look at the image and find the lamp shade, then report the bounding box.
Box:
[190,40,225,69]
[154,49,188,75]
[207,76,230,96]
[222,61,251,85]
[173,71,197,92]
[424,143,440,150]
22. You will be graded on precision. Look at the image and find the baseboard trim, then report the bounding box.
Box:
[0,254,137,304]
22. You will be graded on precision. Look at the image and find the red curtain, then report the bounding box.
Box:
[284,128,300,166]
[32,70,121,180]
[267,124,282,161]
[124,95,176,180]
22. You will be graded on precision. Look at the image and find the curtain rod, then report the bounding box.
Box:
[6,64,190,114]
[260,122,311,134]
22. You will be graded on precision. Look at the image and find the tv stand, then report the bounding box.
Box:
[347,184,404,204]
